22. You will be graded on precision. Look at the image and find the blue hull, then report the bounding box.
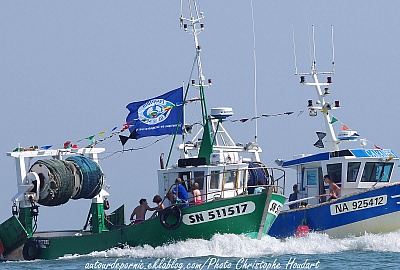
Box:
[269,183,400,238]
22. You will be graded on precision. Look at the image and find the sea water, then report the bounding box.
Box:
[2,232,400,270]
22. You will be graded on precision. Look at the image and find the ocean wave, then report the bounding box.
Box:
[60,230,400,260]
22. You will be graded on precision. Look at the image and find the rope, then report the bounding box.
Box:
[32,159,75,206]
[66,156,104,199]
[101,135,171,160]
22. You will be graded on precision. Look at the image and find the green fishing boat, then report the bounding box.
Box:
[0,0,286,261]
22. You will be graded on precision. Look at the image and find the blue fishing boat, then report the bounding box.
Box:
[269,32,400,238]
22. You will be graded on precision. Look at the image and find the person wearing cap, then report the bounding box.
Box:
[289,184,300,209]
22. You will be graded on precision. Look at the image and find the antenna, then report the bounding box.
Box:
[296,25,338,152]
[307,24,313,68]
[292,24,298,75]
[331,25,335,73]
[312,25,317,65]
[250,0,258,143]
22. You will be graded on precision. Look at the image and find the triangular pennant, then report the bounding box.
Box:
[122,124,129,131]
[64,141,72,149]
[374,144,382,150]
[119,135,129,146]
[240,119,249,123]
[119,130,141,146]
[99,131,106,136]
[40,145,52,150]
[330,117,338,124]
[85,135,95,141]
[342,125,349,130]
[321,108,328,114]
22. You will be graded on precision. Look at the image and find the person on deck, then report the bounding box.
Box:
[320,175,340,201]
[165,190,175,204]
[130,198,157,224]
[190,182,202,205]
[254,179,266,194]
[288,184,300,209]
[172,178,189,207]
[150,195,165,219]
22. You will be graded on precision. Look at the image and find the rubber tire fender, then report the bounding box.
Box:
[159,205,183,230]
[22,241,40,261]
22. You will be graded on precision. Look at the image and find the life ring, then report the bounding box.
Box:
[159,205,182,230]
[22,241,40,260]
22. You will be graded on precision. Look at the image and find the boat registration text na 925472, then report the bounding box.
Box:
[330,195,387,215]
[182,201,255,225]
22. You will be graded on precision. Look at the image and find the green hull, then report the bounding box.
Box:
[1,192,285,260]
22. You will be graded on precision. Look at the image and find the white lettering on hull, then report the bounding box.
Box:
[330,195,387,215]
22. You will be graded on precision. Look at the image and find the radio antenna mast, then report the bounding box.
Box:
[292,24,298,75]
[250,0,258,143]
[331,25,335,73]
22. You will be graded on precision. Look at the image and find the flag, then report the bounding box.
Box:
[330,117,338,124]
[342,125,349,130]
[85,135,95,141]
[374,144,382,150]
[126,87,184,139]
[64,141,72,149]
[119,130,140,146]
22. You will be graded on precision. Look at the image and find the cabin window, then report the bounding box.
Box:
[326,163,342,183]
[225,170,237,184]
[361,162,393,182]
[210,170,220,189]
[178,172,191,190]
[347,162,361,182]
[193,171,205,189]
[306,170,317,185]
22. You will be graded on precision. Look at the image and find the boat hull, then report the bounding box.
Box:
[268,183,400,238]
[1,192,285,260]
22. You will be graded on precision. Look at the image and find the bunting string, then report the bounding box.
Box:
[99,135,172,160]
[229,111,297,123]
[328,113,383,149]
[14,105,385,153]
[13,104,306,153]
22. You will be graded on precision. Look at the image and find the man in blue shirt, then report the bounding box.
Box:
[172,178,189,207]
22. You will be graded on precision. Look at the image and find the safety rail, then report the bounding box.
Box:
[162,166,286,206]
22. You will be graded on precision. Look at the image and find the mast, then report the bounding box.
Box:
[180,0,213,164]
[296,26,339,152]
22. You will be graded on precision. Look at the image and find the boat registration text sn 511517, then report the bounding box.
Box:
[182,201,255,225]
[330,195,387,215]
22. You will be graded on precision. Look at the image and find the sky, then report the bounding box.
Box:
[0,1,399,231]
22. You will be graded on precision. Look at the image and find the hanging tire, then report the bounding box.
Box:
[159,205,182,230]
[22,241,40,260]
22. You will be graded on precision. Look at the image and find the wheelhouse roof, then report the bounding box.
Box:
[282,149,398,168]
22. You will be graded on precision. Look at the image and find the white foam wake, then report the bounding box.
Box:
[67,230,400,259]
